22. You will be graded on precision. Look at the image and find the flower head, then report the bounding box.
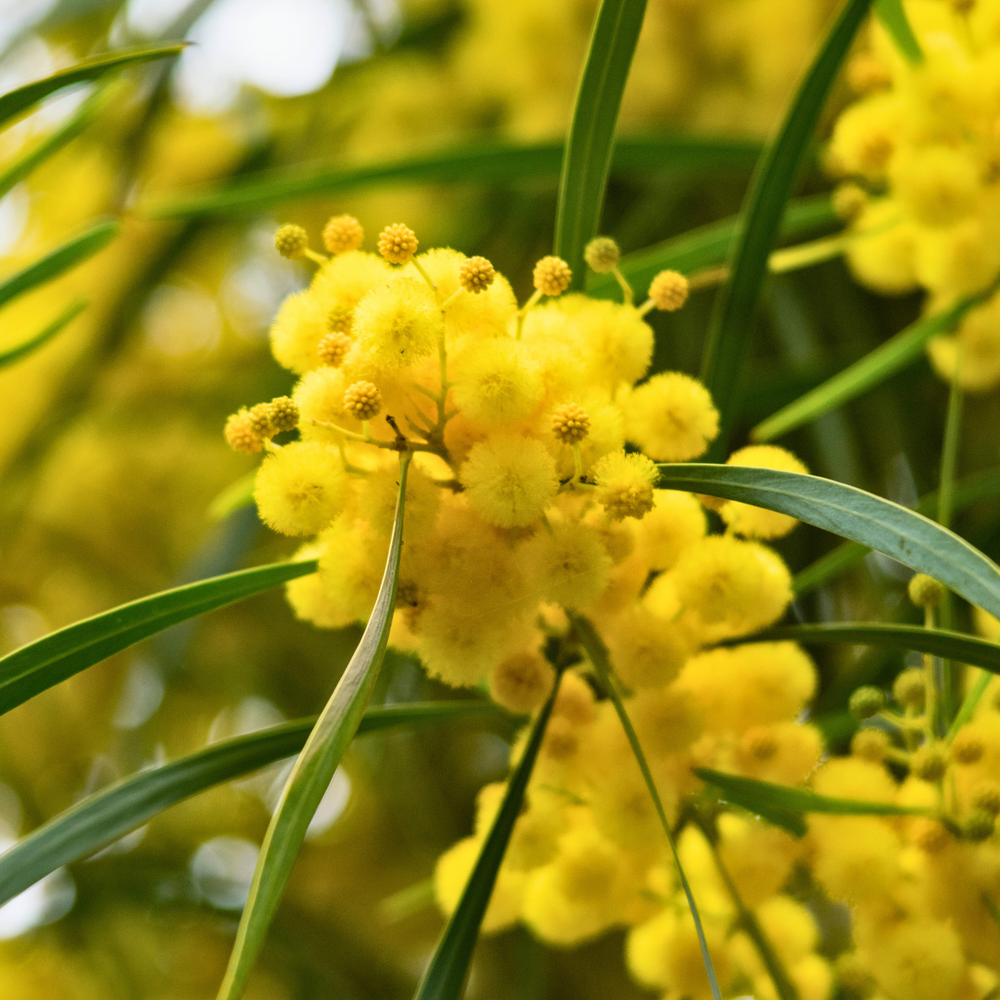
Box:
[533,256,572,296]
[378,223,419,264]
[322,214,364,254]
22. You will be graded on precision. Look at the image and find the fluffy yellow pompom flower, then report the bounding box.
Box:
[352,277,442,369]
[459,434,558,528]
[322,214,364,254]
[310,250,392,328]
[254,442,347,536]
[435,837,525,933]
[517,519,613,609]
[451,339,544,428]
[634,490,706,571]
[592,450,658,521]
[377,223,418,263]
[623,372,719,461]
[269,290,331,375]
[573,299,653,390]
[359,460,440,540]
[890,144,980,229]
[489,650,556,714]
[603,607,690,689]
[719,445,808,538]
[862,918,964,1000]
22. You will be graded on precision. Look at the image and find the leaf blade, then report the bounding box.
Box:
[873,0,923,62]
[0,298,86,369]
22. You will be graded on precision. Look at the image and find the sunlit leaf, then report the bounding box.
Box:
[0,298,86,370]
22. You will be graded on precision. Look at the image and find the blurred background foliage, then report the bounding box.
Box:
[0,0,995,996]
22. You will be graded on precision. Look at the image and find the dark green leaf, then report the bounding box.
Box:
[0,43,186,129]
[0,701,500,909]
[554,0,649,287]
[0,219,119,311]
[699,0,872,454]
[873,0,922,62]
[741,623,1000,674]
[0,298,86,369]
[145,136,761,219]
[217,456,411,1000]
[656,464,1000,621]
[751,288,991,442]
[413,682,558,1000]
[0,559,318,718]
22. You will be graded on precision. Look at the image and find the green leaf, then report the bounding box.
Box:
[587,194,837,300]
[0,219,120,311]
[208,470,258,521]
[412,682,559,1000]
[0,559,318,718]
[793,465,1000,596]
[554,0,649,287]
[0,298,86,369]
[145,136,762,219]
[0,43,186,130]
[696,768,931,829]
[873,0,923,62]
[752,288,992,442]
[742,623,1000,674]
[699,0,872,454]
[570,612,723,1000]
[0,701,499,909]
[656,464,1000,621]
[217,455,411,1000]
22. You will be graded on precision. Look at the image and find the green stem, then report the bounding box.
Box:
[947,670,992,743]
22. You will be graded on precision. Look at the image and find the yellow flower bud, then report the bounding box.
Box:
[951,730,985,764]
[327,304,352,334]
[247,402,275,439]
[584,237,620,273]
[489,651,555,715]
[267,396,299,432]
[551,404,590,445]
[893,667,926,709]
[908,573,944,610]
[343,381,382,421]
[911,744,948,782]
[532,256,572,296]
[378,223,418,263]
[971,781,1000,815]
[322,214,364,254]
[275,224,309,259]
[851,727,890,763]
[317,331,351,367]
[224,409,264,454]
[849,686,885,720]
[458,255,496,293]
[648,270,689,312]
[833,182,867,220]
[965,809,996,842]
[910,818,951,853]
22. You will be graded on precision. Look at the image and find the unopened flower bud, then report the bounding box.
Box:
[322,214,364,254]
[893,667,926,709]
[908,573,944,609]
[248,403,275,439]
[910,818,951,853]
[275,224,309,259]
[224,409,263,454]
[552,404,591,445]
[851,728,890,763]
[648,270,689,312]
[833,182,867,220]
[344,381,382,421]
[952,731,985,764]
[318,332,351,367]
[741,726,778,761]
[849,686,886,720]
[327,304,352,334]
[911,744,948,782]
[584,236,620,273]
[965,809,996,842]
[267,396,299,432]
[971,781,1000,815]
[459,256,495,293]
[533,256,572,296]
[378,223,418,264]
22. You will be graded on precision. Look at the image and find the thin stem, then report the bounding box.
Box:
[923,606,938,743]
[440,287,463,310]
[637,297,656,318]
[611,266,633,305]
[516,289,543,340]
[411,257,440,306]
[308,419,442,456]
[304,249,328,266]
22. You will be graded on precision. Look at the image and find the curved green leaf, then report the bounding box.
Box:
[218,455,411,1000]
[0,298,86,369]
[656,464,1000,621]
[752,288,992,442]
[0,701,499,909]
[742,623,1000,674]
[873,0,922,63]
[413,679,559,1000]
[554,0,648,287]
[145,136,762,219]
[0,559,318,718]
[0,220,120,311]
[700,0,872,454]
[0,43,186,129]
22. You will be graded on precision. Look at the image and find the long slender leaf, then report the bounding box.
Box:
[751,289,992,442]
[217,455,411,1000]
[0,559,318,718]
[587,195,837,300]
[0,219,120,311]
[741,623,1000,674]
[873,0,922,62]
[0,298,86,369]
[145,136,763,219]
[656,464,1000,621]
[0,702,499,908]
[570,612,723,1000]
[794,466,1000,595]
[554,0,648,287]
[948,670,992,741]
[0,43,186,129]
[696,768,931,827]
[413,680,559,1000]
[700,0,872,454]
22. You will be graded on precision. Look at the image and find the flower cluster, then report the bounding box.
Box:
[828,0,1000,391]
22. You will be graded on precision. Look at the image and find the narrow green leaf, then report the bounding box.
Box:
[656,464,1000,621]
[0,219,120,311]
[587,195,837,300]
[0,701,499,909]
[873,0,923,63]
[413,681,559,1000]
[218,455,411,1000]
[794,466,1000,595]
[948,670,992,742]
[208,470,258,521]
[570,611,723,1000]
[696,768,931,825]
[0,43,186,129]
[700,0,872,453]
[0,559,318,718]
[752,288,992,442]
[145,136,762,219]
[554,0,648,287]
[741,623,1000,674]
[0,298,86,369]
